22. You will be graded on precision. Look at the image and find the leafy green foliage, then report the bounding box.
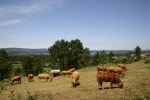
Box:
[21,55,44,76]
[114,57,122,64]
[0,49,12,81]
[108,51,114,63]
[48,39,90,70]
[134,46,142,61]
[144,58,150,64]
[92,52,100,66]
[99,50,108,64]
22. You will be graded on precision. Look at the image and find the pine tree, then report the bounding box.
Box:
[134,45,141,61]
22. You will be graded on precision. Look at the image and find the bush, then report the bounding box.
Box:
[144,59,150,64]
[114,58,122,64]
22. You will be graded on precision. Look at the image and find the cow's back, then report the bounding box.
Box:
[97,72,116,82]
[72,71,79,82]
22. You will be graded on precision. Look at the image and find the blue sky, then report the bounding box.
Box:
[0,0,149,50]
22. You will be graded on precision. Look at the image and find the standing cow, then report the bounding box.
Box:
[10,76,21,85]
[71,71,80,87]
[38,74,52,82]
[28,74,34,82]
[97,66,108,73]
[97,72,123,89]
[118,64,127,71]
[108,67,125,77]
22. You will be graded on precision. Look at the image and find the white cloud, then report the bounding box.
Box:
[0,0,65,16]
[0,19,22,26]
[0,0,66,26]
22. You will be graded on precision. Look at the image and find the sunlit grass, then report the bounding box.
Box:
[0,61,150,100]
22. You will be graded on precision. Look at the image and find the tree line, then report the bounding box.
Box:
[0,39,142,81]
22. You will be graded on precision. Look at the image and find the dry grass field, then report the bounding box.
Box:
[0,61,150,100]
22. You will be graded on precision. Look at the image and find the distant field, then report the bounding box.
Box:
[0,62,150,100]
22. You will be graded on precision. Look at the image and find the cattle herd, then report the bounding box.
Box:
[10,64,127,89]
[97,64,127,89]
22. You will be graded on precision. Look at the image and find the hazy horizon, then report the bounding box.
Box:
[0,0,150,50]
[1,47,150,51]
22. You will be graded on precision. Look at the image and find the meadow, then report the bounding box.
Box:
[0,61,150,100]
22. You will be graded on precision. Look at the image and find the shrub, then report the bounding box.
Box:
[144,59,150,64]
[114,58,122,64]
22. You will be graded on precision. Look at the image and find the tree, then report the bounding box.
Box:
[48,39,90,70]
[21,55,44,76]
[21,56,34,77]
[92,51,100,66]
[134,45,141,61]
[48,39,69,70]
[69,39,85,69]
[99,50,108,64]
[108,51,114,63]
[0,49,12,80]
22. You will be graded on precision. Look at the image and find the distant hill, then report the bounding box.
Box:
[90,50,134,55]
[90,49,150,55]
[1,48,49,55]
[1,48,150,55]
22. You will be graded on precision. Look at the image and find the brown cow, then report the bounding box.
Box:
[97,66,108,73]
[62,68,75,77]
[118,64,127,71]
[62,70,72,77]
[70,68,75,72]
[108,67,125,77]
[97,72,123,89]
[10,76,21,85]
[38,74,52,82]
[71,71,80,87]
[28,74,33,82]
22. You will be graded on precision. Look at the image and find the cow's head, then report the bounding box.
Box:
[71,82,76,87]
[119,82,123,88]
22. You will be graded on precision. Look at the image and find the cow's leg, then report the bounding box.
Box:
[77,79,79,83]
[20,78,21,83]
[110,82,113,89]
[121,72,124,77]
[97,79,103,90]
[97,82,100,89]
[118,73,121,77]
[100,82,103,89]
[44,77,47,82]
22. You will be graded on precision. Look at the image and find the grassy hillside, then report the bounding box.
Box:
[0,62,150,100]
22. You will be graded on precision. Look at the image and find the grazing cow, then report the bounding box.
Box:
[97,66,108,73]
[70,68,75,72]
[28,74,34,82]
[50,70,61,77]
[118,64,127,71]
[71,71,80,87]
[108,67,125,77]
[38,74,52,82]
[52,72,61,77]
[97,72,123,89]
[62,70,72,77]
[10,76,21,85]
